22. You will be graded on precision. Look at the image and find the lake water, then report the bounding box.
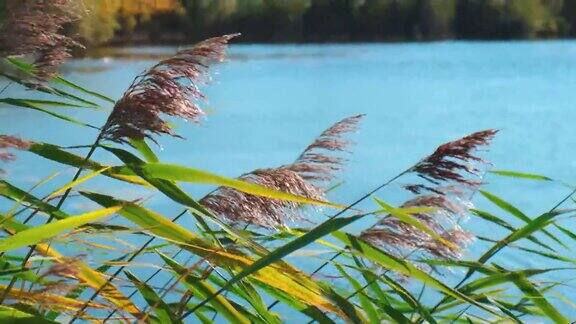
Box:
[2,41,576,320]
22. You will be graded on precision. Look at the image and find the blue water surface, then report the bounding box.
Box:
[2,40,576,321]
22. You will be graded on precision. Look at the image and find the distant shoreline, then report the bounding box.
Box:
[79,38,576,61]
[98,35,576,48]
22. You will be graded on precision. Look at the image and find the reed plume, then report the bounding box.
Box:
[201,168,325,228]
[102,34,239,143]
[201,115,364,228]
[0,0,84,81]
[40,256,83,281]
[412,129,497,186]
[361,130,497,263]
[288,114,364,182]
[27,255,86,298]
[0,135,32,174]
[362,193,475,260]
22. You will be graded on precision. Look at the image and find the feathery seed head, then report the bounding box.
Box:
[361,193,476,260]
[102,34,239,143]
[200,168,324,229]
[0,0,84,81]
[360,130,498,264]
[288,114,364,183]
[0,135,32,174]
[200,115,363,229]
[412,129,497,186]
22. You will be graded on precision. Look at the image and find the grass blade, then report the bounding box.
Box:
[335,264,380,323]
[82,192,343,318]
[28,143,148,186]
[333,232,502,317]
[0,207,121,252]
[180,214,366,320]
[0,98,98,129]
[53,76,115,104]
[0,180,69,220]
[158,252,251,324]
[124,270,181,324]
[136,162,344,209]
[489,170,552,181]
[0,305,56,323]
[375,198,455,249]
[48,166,110,198]
[0,98,90,109]
[509,273,568,323]
[480,190,567,249]
[0,285,107,317]
[460,209,572,285]
[471,209,555,252]
[130,138,159,163]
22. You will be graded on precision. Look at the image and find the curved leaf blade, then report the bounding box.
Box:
[489,170,552,181]
[0,207,120,252]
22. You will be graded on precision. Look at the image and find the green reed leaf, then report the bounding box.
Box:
[4,57,108,106]
[206,271,281,324]
[135,162,345,209]
[0,213,141,318]
[48,166,110,198]
[130,138,159,163]
[28,143,149,186]
[0,71,100,107]
[253,281,336,324]
[480,190,567,249]
[83,192,343,318]
[477,236,576,265]
[158,252,251,324]
[333,232,502,318]
[182,214,366,320]
[489,170,552,181]
[0,207,121,252]
[0,98,88,109]
[461,209,572,284]
[335,264,380,323]
[124,270,181,324]
[0,98,98,129]
[471,209,555,252]
[0,305,56,323]
[509,273,568,323]
[351,257,415,323]
[53,76,115,104]
[378,272,435,324]
[0,180,69,220]
[375,198,455,249]
[319,281,369,324]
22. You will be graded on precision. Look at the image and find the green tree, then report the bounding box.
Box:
[455,0,560,39]
[356,0,421,40]
[77,0,121,45]
[303,0,363,41]
[415,0,457,39]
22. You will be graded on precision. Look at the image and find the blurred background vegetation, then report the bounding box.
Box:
[4,0,576,45]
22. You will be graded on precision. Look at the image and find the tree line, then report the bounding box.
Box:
[5,0,576,45]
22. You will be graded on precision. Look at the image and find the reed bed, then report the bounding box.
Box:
[0,2,575,323]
